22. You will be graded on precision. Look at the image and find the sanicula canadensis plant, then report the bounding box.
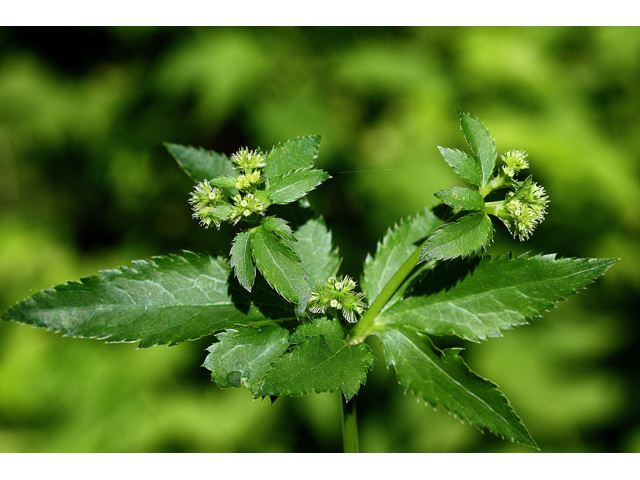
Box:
[1,112,617,452]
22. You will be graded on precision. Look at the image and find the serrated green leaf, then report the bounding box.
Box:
[164,143,236,183]
[438,147,483,187]
[255,318,374,401]
[420,212,493,262]
[250,226,310,313]
[381,324,537,449]
[287,217,341,285]
[379,253,618,342]
[267,167,330,205]
[264,136,321,179]
[458,112,497,187]
[434,187,485,211]
[208,176,238,189]
[230,228,257,291]
[1,252,275,348]
[204,324,290,389]
[362,208,443,305]
[262,216,296,242]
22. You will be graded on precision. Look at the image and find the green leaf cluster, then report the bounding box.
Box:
[1,116,617,450]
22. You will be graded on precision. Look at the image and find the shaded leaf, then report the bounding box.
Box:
[204,324,290,389]
[230,228,257,291]
[250,226,310,313]
[255,318,374,401]
[264,136,321,179]
[268,167,330,205]
[2,252,271,348]
[381,324,537,449]
[379,253,618,342]
[434,187,485,211]
[438,147,482,187]
[287,217,341,285]
[164,143,236,183]
[458,112,497,187]
[420,212,493,262]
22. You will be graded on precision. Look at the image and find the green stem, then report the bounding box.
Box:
[347,239,427,345]
[341,395,359,453]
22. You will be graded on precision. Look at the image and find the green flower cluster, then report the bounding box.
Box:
[189,148,269,229]
[309,275,367,323]
[486,150,549,241]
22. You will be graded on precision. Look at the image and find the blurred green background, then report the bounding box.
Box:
[1,26,639,452]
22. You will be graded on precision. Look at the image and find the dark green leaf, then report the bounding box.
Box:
[204,324,290,389]
[264,136,321,179]
[1,252,271,348]
[286,217,341,285]
[262,216,296,242]
[438,147,482,187]
[230,228,257,291]
[255,318,374,401]
[164,143,236,183]
[458,112,497,187]
[381,325,537,449]
[420,212,493,262]
[267,167,330,205]
[434,187,485,211]
[380,253,618,342]
[362,208,443,304]
[250,226,310,313]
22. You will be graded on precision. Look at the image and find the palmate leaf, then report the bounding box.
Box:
[254,318,375,401]
[362,208,443,305]
[1,252,279,348]
[264,136,321,179]
[164,143,236,183]
[420,212,493,262]
[458,111,497,187]
[379,253,618,342]
[267,167,331,205]
[381,324,537,449]
[250,226,310,314]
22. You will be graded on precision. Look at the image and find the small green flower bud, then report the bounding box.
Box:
[499,180,549,241]
[230,193,268,224]
[231,147,266,172]
[502,150,529,178]
[234,170,263,190]
[309,275,367,323]
[189,180,227,229]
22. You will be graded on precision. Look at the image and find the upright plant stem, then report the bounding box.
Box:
[341,395,359,453]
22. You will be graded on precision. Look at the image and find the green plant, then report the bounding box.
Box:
[1,112,616,452]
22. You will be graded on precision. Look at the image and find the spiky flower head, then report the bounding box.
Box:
[230,193,268,224]
[231,148,266,172]
[234,170,263,190]
[189,180,227,229]
[309,275,367,323]
[501,150,529,178]
[499,179,549,241]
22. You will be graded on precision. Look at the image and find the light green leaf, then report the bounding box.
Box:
[255,318,374,401]
[438,147,482,187]
[434,187,485,211]
[264,136,321,179]
[230,228,257,291]
[267,167,331,205]
[204,324,290,389]
[250,226,310,313]
[362,208,443,304]
[419,212,493,262]
[381,325,537,449]
[208,176,238,189]
[1,252,275,348]
[379,253,618,342]
[164,143,236,183]
[287,217,341,285]
[262,216,296,242]
[458,112,497,187]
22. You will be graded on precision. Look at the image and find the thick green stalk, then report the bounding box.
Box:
[347,240,426,345]
[341,395,359,453]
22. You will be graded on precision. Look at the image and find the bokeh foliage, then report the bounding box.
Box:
[1,26,639,452]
